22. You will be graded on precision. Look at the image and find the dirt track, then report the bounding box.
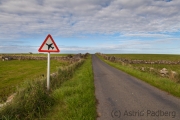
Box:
[92,54,180,120]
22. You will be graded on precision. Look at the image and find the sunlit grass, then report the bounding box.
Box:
[107,54,180,61]
[0,59,69,102]
[0,58,85,119]
[0,53,69,57]
[42,55,96,120]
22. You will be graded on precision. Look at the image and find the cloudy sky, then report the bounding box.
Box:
[0,0,180,54]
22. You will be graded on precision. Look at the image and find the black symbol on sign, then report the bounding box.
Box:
[46,43,54,50]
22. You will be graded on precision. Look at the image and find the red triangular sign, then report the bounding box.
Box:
[38,34,60,52]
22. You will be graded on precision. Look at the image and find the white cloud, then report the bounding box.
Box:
[0,0,180,53]
[122,33,172,38]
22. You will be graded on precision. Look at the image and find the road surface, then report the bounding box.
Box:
[92,55,180,120]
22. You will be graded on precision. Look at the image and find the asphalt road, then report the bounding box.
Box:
[92,55,180,120]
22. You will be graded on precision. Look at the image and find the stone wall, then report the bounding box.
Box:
[1,53,89,61]
[98,53,180,65]
[97,53,180,82]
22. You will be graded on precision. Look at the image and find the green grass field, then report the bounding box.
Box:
[106,54,180,61]
[42,55,96,120]
[105,54,180,82]
[0,59,69,102]
[0,56,87,119]
[0,53,69,57]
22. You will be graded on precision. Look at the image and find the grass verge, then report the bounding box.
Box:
[97,55,180,98]
[42,55,96,120]
[0,59,85,120]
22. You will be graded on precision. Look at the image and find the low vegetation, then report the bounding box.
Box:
[0,53,68,57]
[42,55,96,120]
[97,53,180,98]
[0,59,69,102]
[0,53,95,120]
[105,54,180,61]
[0,58,85,119]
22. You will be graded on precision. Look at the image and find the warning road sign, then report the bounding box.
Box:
[38,34,60,90]
[38,34,60,52]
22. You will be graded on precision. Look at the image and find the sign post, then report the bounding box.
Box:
[38,34,60,91]
[47,52,50,90]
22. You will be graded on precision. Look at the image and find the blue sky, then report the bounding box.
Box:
[0,0,180,54]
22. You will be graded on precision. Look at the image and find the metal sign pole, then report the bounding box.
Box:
[47,52,50,91]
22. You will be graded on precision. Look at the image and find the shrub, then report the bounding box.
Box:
[0,79,54,120]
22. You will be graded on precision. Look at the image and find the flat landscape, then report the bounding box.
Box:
[0,53,97,120]
[104,54,180,82]
[0,54,69,102]
[93,54,180,120]
[0,53,180,120]
[1,1,180,119]
[106,54,180,61]
[98,53,180,98]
